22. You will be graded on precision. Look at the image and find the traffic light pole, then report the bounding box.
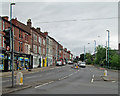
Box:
[10,3,15,88]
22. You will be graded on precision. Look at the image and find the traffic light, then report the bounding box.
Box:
[3,28,11,51]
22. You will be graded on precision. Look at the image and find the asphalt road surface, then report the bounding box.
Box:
[2,64,118,94]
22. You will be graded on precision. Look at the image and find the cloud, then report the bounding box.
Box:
[2,2,118,56]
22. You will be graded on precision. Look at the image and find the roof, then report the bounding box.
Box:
[2,17,31,35]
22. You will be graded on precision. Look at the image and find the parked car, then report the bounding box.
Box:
[56,60,62,66]
[79,62,86,68]
[63,60,66,65]
[68,60,73,64]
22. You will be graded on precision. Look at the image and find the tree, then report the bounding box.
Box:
[95,45,106,66]
[86,53,93,64]
[79,54,84,62]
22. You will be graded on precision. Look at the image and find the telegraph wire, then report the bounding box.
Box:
[36,17,119,23]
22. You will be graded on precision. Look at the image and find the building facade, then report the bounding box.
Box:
[0,16,31,71]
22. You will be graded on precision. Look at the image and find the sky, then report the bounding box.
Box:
[1,1,119,56]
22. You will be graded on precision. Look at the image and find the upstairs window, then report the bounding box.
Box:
[33,34,37,42]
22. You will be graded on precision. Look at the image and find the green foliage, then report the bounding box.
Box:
[79,54,84,62]
[86,53,93,64]
[79,45,119,69]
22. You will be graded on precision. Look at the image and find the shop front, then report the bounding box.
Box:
[13,52,31,70]
[0,54,4,71]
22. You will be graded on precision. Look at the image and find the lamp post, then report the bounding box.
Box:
[84,46,85,61]
[10,2,15,87]
[106,29,110,68]
[94,40,96,64]
[88,43,90,53]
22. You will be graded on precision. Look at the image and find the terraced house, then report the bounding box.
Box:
[27,19,47,68]
[0,16,31,71]
[0,16,73,72]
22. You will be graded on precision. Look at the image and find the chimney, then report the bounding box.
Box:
[36,27,41,33]
[44,32,48,36]
[27,19,32,27]
[2,16,9,21]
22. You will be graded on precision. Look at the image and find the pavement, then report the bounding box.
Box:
[1,64,118,94]
[0,66,55,78]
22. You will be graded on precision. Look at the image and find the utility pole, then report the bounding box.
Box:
[10,3,15,87]
[106,30,110,68]
[84,46,85,61]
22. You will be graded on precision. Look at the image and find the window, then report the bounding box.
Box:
[19,30,20,38]
[43,39,45,45]
[21,42,23,51]
[33,34,37,42]
[33,45,37,53]
[3,21,5,30]
[19,42,20,52]
[19,30,23,39]
[25,34,28,41]
[39,46,41,54]
[43,48,45,54]
[19,41,23,52]
[25,44,28,53]
[39,37,41,44]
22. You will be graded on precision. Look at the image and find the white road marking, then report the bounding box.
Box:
[93,75,94,78]
[91,79,94,83]
[91,74,94,83]
[68,73,73,76]
[35,81,54,88]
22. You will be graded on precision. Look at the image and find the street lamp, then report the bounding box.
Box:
[94,40,96,64]
[84,46,85,61]
[106,29,110,68]
[88,43,90,53]
[10,2,15,87]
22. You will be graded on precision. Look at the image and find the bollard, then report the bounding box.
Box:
[16,72,23,85]
[104,70,107,76]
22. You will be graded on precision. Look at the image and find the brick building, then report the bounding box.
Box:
[27,19,47,68]
[0,16,31,71]
[0,16,73,71]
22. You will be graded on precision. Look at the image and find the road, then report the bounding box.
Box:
[2,64,118,94]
